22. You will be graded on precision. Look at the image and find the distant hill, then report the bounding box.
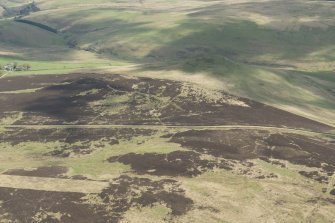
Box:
[0,0,334,126]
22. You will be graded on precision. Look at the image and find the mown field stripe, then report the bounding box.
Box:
[0,175,109,194]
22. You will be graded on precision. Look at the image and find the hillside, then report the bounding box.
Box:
[0,0,334,126]
[0,0,335,222]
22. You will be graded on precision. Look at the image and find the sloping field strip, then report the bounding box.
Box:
[0,175,109,193]
[0,124,329,136]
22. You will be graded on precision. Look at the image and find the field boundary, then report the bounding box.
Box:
[14,19,58,33]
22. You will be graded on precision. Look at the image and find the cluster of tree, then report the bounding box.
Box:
[2,2,39,18]
[0,62,31,72]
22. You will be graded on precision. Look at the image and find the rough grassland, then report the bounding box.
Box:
[0,0,335,222]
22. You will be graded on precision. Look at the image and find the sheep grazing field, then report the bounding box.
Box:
[0,0,335,222]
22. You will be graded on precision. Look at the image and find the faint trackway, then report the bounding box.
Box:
[0,175,109,194]
[0,72,8,79]
[0,124,329,137]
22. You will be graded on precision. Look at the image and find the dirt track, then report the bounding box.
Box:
[0,123,328,135]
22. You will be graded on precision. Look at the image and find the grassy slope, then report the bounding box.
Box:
[0,0,334,126]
